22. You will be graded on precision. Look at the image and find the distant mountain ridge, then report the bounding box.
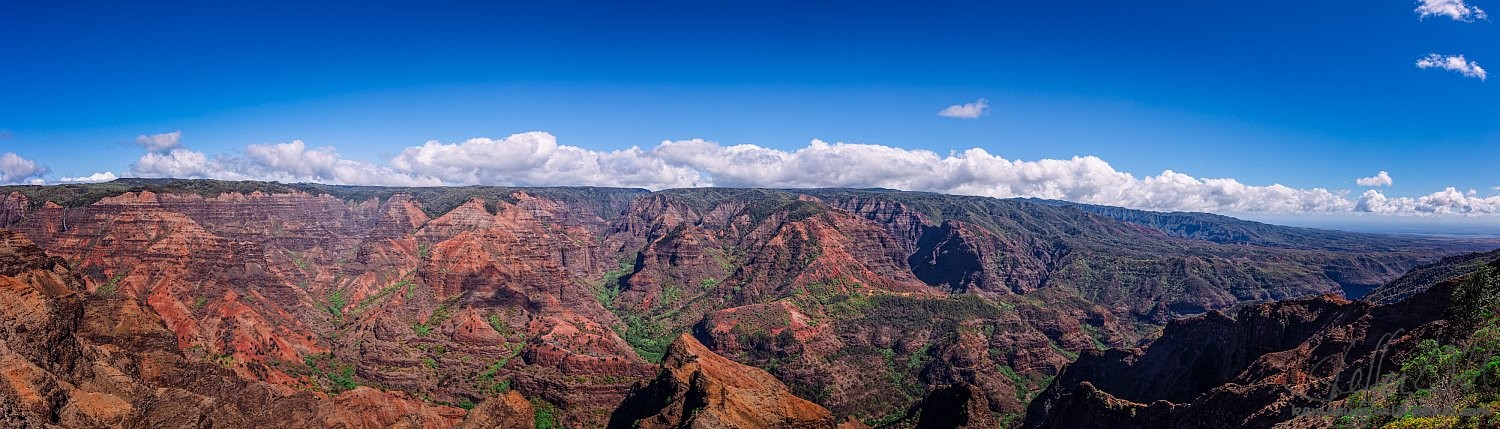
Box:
[3,179,1485,254]
[1024,198,1451,252]
[1363,248,1500,304]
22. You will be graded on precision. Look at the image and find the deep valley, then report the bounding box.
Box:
[1,179,1496,428]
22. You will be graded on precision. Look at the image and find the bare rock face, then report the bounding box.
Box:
[317,387,467,429]
[608,333,840,429]
[0,230,467,429]
[1,188,654,427]
[1024,281,1461,429]
[909,383,1002,429]
[458,390,535,429]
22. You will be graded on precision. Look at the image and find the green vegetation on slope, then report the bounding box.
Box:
[1330,267,1500,428]
[618,314,672,363]
[1368,249,1500,305]
[531,397,559,429]
[302,353,359,393]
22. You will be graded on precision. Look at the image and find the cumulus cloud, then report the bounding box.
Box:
[114,131,1500,216]
[1356,171,1393,187]
[938,99,990,119]
[1357,188,1500,214]
[0,152,48,185]
[650,139,1354,213]
[1416,0,1489,21]
[134,131,183,152]
[1417,54,1488,80]
[133,149,215,179]
[59,171,119,183]
[132,140,441,186]
[389,132,704,188]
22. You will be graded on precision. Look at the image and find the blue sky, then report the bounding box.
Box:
[1,1,1498,221]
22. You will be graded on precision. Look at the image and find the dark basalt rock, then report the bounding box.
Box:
[1024,270,1469,429]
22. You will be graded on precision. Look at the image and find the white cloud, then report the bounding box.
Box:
[132,141,441,187]
[112,131,1499,216]
[1416,0,1489,21]
[1356,171,1393,187]
[237,140,442,186]
[388,132,704,188]
[129,133,439,186]
[134,131,183,153]
[938,98,990,119]
[650,139,1354,213]
[133,149,216,179]
[59,171,119,183]
[0,152,48,185]
[1417,54,1488,80]
[1357,188,1500,214]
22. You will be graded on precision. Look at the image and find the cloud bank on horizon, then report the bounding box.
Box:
[5,131,1497,216]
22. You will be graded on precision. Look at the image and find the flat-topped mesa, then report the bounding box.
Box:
[608,333,858,429]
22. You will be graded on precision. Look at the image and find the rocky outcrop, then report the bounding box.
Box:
[0,229,469,428]
[608,333,842,429]
[314,387,467,428]
[1024,273,1464,429]
[907,383,1002,429]
[458,390,535,429]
